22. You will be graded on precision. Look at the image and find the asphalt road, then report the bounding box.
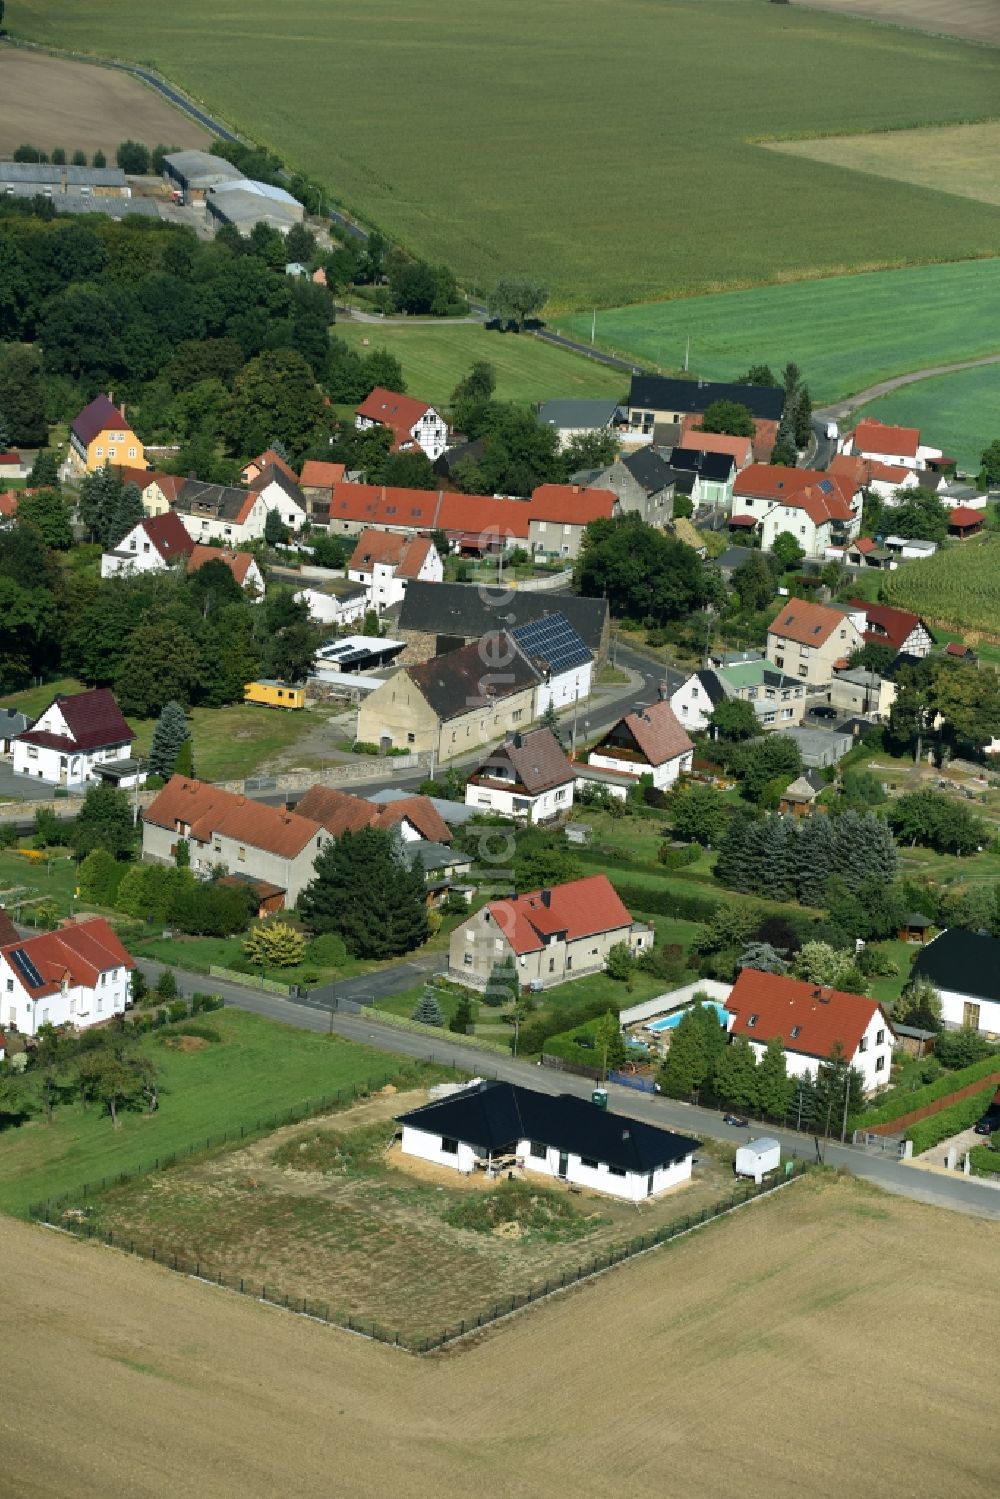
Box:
[135,954,1000,1220]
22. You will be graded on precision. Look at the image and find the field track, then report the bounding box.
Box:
[798,0,1000,47]
[0,47,210,157]
[2,1175,996,1498]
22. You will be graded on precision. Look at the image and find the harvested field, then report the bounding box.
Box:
[4,1174,997,1498]
[0,47,210,158]
[797,0,1000,47]
[84,1091,738,1344]
[768,121,1000,209]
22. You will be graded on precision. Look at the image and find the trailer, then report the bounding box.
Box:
[735,1137,781,1184]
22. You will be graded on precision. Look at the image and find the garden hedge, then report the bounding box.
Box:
[849,1052,1000,1133]
[904,1086,997,1155]
[610,881,720,923]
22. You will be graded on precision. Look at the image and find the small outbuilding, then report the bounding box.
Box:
[735,1138,781,1183]
[898,912,933,944]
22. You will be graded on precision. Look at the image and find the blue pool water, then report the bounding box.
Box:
[646,1002,729,1033]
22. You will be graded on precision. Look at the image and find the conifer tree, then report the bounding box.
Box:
[660,1000,727,1098]
[714,812,757,892]
[755,1037,794,1119]
[484,954,518,1008]
[449,993,474,1035]
[412,990,444,1027]
[757,815,794,901]
[298,828,429,958]
[793,812,836,906]
[148,701,191,779]
[713,1034,758,1110]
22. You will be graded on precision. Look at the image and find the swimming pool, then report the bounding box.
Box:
[645,1002,730,1034]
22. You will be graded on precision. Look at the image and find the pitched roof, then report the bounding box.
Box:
[248,463,306,509]
[0,451,21,465]
[295,785,451,843]
[175,478,256,526]
[628,376,784,422]
[437,491,531,540]
[405,635,540,721]
[510,613,592,677]
[678,420,753,468]
[470,727,575,795]
[488,874,634,954]
[299,460,346,489]
[1,917,134,999]
[356,387,433,435]
[0,909,21,945]
[668,448,735,482]
[113,466,186,502]
[186,545,259,587]
[536,398,621,431]
[849,601,929,651]
[621,446,677,495]
[245,449,297,483]
[851,418,920,460]
[948,506,984,528]
[350,528,433,577]
[140,511,194,562]
[912,928,1000,1004]
[397,1080,699,1174]
[16,688,133,754]
[529,484,617,524]
[71,393,131,447]
[144,777,322,859]
[397,581,609,655]
[768,599,853,647]
[600,698,693,768]
[945,641,974,658]
[328,482,444,531]
[725,969,887,1060]
[735,465,857,524]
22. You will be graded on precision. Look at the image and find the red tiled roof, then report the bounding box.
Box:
[295,785,452,844]
[0,451,21,466]
[0,917,134,999]
[678,420,753,469]
[244,449,297,484]
[734,464,857,525]
[852,536,877,554]
[377,795,452,844]
[16,688,134,754]
[528,484,617,524]
[350,527,431,576]
[599,699,693,769]
[0,491,20,518]
[725,968,888,1061]
[851,418,920,460]
[945,641,973,657]
[113,466,185,502]
[948,506,984,529]
[488,874,633,955]
[356,387,433,435]
[141,511,194,562]
[768,599,853,648]
[470,728,575,796]
[849,601,923,651]
[329,482,444,531]
[144,777,322,859]
[438,492,531,540]
[186,544,259,586]
[72,393,131,447]
[728,513,758,529]
[299,460,347,489]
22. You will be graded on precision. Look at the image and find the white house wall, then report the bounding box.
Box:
[745,1008,892,1094]
[588,748,692,790]
[1,961,131,1035]
[669,676,713,733]
[937,987,1000,1039]
[534,662,592,715]
[465,781,573,823]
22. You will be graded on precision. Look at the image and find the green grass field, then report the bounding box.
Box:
[0,1009,428,1216]
[559,260,1000,403]
[855,361,1000,473]
[334,322,626,408]
[882,535,1000,636]
[12,2,1000,306]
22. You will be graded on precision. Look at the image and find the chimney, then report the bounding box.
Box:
[540,888,551,908]
[513,731,522,749]
[236,795,245,806]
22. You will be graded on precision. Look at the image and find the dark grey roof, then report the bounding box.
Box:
[536,399,621,431]
[250,463,306,506]
[0,161,127,188]
[622,447,676,496]
[434,438,487,477]
[696,670,726,707]
[407,841,472,874]
[716,546,757,572]
[473,727,575,794]
[629,376,784,422]
[162,150,245,188]
[510,613,592,677]
[398,581,608,655]
[407,634,540,721]
[397,1080,700,1173]
[669,448,736,482]
[912,929,1000,1002]
[902,912,933,927]
[176,479,252,523]
[0,708,31,735]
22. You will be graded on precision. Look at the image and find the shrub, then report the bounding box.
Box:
[166,999,188,1023]
[969,1143,1000,1175]
[191,991,224,1013]
[656,842,701,870]
[610,881,720,922]
[304,933,348,967]
[850,1054,1000,1132]
[905,1087,998,1155]
[155,969,178,1000]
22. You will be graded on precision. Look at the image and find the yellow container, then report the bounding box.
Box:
[243,680,306,710]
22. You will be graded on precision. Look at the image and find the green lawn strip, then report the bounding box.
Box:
[849,1052,1000,1134]
[130,702,339,784]
[866,940,921,1007]
[15,2,1000,304]
[334,322,626,407]
[558,260,1000,402]
[0,1009,437,1217]
[0,677,85,719]
[968,1144,1000,1176]
[854,362,1000,476]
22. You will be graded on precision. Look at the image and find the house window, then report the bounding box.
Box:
[548,957,555,973]
[512,710,523,722]
[463,952,472,966]
[96,995,102,1013]
[42,1008,50,1025]
[608,1165,627,1178]
[858,1037,868,1052]
[95,447,104,457]
[529,1140,547,1160]
[407,733,415,744]
[100,973,106,986]
[128,447,136,459]
[876,1028,885,1045]
[440,1137,459,1155]
[775,656,784,669]
[875,1055,886,1072]
[580,1157,599,1171]
[5,980,11,993]
[238,846,246,862]
[798,666,808,678]
[27,747,38,759]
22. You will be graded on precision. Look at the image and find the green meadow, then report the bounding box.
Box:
[855,361,1000,473]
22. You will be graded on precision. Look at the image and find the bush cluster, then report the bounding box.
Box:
[851,1053,1000,1133]
[904,1086,998,1155]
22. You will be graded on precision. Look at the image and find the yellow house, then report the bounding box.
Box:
[69,393,147,474]
[244,680,306,710]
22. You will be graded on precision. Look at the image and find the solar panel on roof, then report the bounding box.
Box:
[10,947,44,989]
[512,614,591,675]
[818,480,833,493]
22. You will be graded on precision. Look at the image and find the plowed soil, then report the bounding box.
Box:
[797,0,1000,46]
[2,1174,996,1499]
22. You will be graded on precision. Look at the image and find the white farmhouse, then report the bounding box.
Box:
[912,930,1000,1038]
[13,689,135,788]
[579,694,693,798]
[397,1080,701,1202]
[724,969,895,1094]
[0,918,134,1035]
[843,418,942,473]
[355,387,449,463]
[348,528,443,613]
[174,465,307,546]
[100,511,194,579]
[731,465,861,559]
[465,727,575,822]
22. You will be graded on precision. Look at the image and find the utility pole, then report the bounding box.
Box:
[684,335,690,372]
[840,1068,852,1143]
[571,688,579,753]
[591,308,596,347]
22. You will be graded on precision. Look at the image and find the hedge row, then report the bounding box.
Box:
[968,1144,1000,1177]
[850,1053,1000,1133]
[905,1086,997,1155]
[609,881,720,923]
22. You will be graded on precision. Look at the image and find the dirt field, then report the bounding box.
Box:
[0,48,210,158]
[85,1091,739,1343]
[797,0,1000,46]
[769,121,1000,208]
[2,1174,996,1499]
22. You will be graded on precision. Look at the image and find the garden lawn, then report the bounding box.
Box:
[559,260,1000,403]
[333,323,626,408]
[0,1008,425,1217]
[0,677,85,720]
[129,701,339,784]
[866,940,920,1007]
[12,2,1000,306]
[855,361,1000,475]
[0,845,82,924]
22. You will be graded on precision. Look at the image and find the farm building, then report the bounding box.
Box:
[161,149,245,202]
[397,1079,700,1201]
[627,375,784,439]
[206,179,304,236]
[355,388,449,463]
[0,161,129,197]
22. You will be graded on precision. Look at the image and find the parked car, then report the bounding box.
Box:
[723,1114,749,1128]
[974,1113,1000,1137]
[809,704,838,720]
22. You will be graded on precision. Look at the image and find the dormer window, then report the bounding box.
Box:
[790,1025,801,1038]
[746,1014,758,1028]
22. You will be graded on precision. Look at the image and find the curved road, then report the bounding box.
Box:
[816,351,1000,422]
